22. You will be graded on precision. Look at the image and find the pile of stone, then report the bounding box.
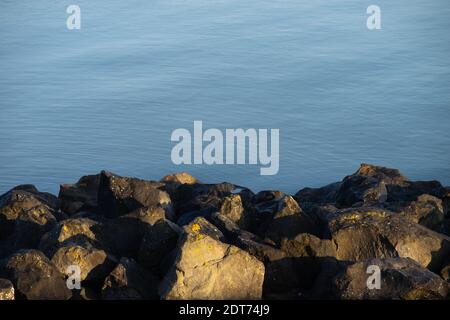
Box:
[0,164,449,300]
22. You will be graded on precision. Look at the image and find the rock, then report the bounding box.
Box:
[264,196,318,246]
[40,207,175,260]
[394,194,445,230]
[219,194,248,229]
[51,242,115,283]
[159,217,265,300]
[72,287,99,300]
[295,182,341,205]
[387,180,446,202]
[0,185,58,243]
[280,233,336,258]
[138,219,181,272]
[161,172,198,185]
[39,218,100,257]
[102,257,159,300]
[251,191,286,236]
[335,164,403,207]
[0,278,14,300]
[0,250,71,300]
[329,207,450,272]
[443,188,450,217]
[263,234,337,295]
[99,206,171,258]
[97,171,173,219]
[333,258,448,299]
[59,174,101,215]
[173,182,238,216]
[441,264,450,282]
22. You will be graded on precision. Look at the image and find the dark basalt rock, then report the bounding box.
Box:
[59,174,101,215]
[0,249,71,300]
[262,195,319,246]
[159,217,264,300]
[335,163,408,208]
[0,278,15,300]
[328,207,450,272]
[102,257,159,300]
[295,182,341,205]
[333,258,449,299]
[97,171,173,219]
[2,164,450,300]
[0,185,59,251]
[138,219,181,273]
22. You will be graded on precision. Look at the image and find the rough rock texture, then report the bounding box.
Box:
[395,194,445,229]
[329,207,450,272]
[102,257,159,300]
[59,174,101,215]
[0,250,71,300]
[138,219,180,272]
[97,171,173,219]
[39,218,101,257]
[441,263,450,282]
[219,194,247,229]
[0,185,58,250]
[1,165,450,300]
[51,243,115,282]
[333,258,449,299]
[159,217,265,300]
[264,196,318,245]
[0,278,15,300]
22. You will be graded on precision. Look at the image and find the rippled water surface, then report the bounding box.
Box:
[1,0,450,195]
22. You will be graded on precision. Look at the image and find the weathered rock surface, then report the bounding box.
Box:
[0,185,59,249]
[0,278,14,300]
[333,258,449,299]
[102,257,159,300]
[159,217,265,299]
[97,171,172,219]
[59,174,101,215]
[138,219,181,272]
[51,243,115,283]
[0,250,71,300]
[2,164,450,300]
[392,194,445,229]
[329,207,450,272]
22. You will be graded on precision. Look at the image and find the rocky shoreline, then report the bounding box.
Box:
[0,164,449,300]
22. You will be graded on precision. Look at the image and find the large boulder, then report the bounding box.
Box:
[161,172,198,185]
[335,164,407,207]
[219,194,248,229]
[295,182,341,205]
[329,207,450,272]
[263,196,318,246]
[39,218,100,257]
[0,278,14,300]
[0,185,59,246]
[159,217,265,300]
[51,242,116,283]
[0,250,71,300]
[59,174,101,215]
[333,258,449,299]
[138,219,181,272]
[97,171,173,219]
[102,257,159,300]
[40,206,172,259]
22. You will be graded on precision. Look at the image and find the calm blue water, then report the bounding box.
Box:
[1,0,450,195]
